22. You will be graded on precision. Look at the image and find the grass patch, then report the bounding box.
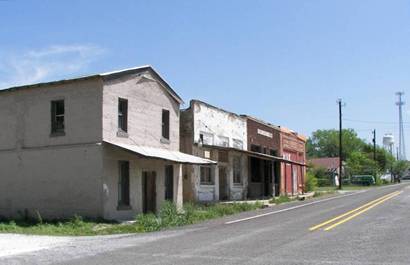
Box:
[269,195,293,204]
[0,202,263,236]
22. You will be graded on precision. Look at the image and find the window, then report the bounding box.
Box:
[51,100,65,134]
[118,161,130,207]
[270,149,278,156]
[233,156,242,184]
[218,136,229,147]
[118,98,128,132]
[162,109,170,140]
[200,166,213,185]
[233,139,243,150]
[251,144,262,153]
[199,131,214,145]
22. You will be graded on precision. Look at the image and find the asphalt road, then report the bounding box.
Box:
[2,183,410,265]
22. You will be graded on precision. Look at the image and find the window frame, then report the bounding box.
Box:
[50,99,65,135]
[118,161,130,209]
[161,109,170,141]
[200,166,214,185]
[233,156,242,184]
[118,98,128,133]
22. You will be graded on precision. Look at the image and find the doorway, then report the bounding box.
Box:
[143,171,156,213]
[219,167,228,200]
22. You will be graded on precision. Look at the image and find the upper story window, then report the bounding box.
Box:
[118,98,128,132]
[51,100,65,135]
[200,166,214,185]
[162,109,170,140]
[250,144,262,153]
[218,136,229,147]
[199,131,214,146]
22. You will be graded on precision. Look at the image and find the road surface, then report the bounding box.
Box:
[2,183,409,265]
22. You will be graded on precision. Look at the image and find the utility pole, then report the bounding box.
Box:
[337,99,343,190]
[372,129,376,161]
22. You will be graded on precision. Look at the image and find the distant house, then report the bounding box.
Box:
[0,66,214,221]
[309,157,342,185]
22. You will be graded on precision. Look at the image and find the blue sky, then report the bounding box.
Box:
[1,0,410,155]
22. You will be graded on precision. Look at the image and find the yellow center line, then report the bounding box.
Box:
[309,191,401,231]
[324,191,402,231]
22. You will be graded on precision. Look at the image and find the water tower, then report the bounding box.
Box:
[383,133,395,155]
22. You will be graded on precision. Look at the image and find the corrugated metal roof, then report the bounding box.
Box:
[104,141,216,165]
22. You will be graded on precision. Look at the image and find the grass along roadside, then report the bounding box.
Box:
[0,201,263,236]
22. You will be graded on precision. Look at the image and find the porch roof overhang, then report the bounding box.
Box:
[104,141,217,165]
[201,144,306,167]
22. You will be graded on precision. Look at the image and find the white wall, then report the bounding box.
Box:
[192,101,247,150]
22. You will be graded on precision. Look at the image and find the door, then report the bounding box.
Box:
[292,166,298,195]
[219,167,228,200]
[165,165,174,201]
[143,171,157,213]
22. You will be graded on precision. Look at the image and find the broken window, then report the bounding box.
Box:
[118,98,128,132]
[233,156,242,184]
[233,139,243,150]
[51,100,65,134]
[200,166,214,185]
[162,109,170,140]
[218,136,229,147]
[118,161,130,207]
[199,131,214,145]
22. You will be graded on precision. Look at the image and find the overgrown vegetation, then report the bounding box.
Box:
[0,202,263,236]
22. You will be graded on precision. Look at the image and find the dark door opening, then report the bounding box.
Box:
[143,171,157,213]
[274,161,280,196]
[165,165,174,201]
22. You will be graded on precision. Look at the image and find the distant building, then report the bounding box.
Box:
[309,157,342,185]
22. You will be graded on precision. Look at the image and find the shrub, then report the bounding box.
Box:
[136,213,161,232]
[305,172,318,191]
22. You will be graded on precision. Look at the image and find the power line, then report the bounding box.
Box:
[343,118,410,124]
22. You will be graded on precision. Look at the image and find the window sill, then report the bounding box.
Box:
[160,138,170,144]
[117,205,132,211]
[117,130,129,138]
[50,132,65,137]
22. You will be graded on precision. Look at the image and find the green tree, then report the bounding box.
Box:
[346,151,379,175]
[307,129,365,159]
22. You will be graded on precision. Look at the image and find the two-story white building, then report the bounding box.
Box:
[0,66,214,221]
[180,100,249,202]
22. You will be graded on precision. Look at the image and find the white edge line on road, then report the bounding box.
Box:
[225,191,367,225]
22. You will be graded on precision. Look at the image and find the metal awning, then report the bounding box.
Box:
[104,141,216,165]
[201,144,306,167]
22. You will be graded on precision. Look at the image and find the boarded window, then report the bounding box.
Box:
[162,109,170,140]
[200,166,213,185]
[218,150,229,163]
[118,98,128,132]
[118,161,130,206]
[233,156,242,184]
[51,100,65,134]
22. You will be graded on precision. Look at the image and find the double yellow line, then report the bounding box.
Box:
[310,190,402,231]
